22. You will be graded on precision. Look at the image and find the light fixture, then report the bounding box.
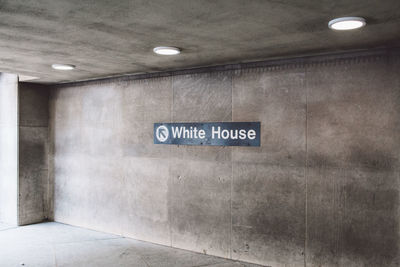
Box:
[51,64,76,70]
[328,17,366,30]
[153,46,181,55]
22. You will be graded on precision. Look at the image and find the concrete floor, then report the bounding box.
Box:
[0,223,15,231]
[0,222,263,267]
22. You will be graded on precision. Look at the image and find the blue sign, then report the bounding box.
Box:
[154,122,260,146]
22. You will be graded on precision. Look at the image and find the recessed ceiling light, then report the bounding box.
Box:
[153,46,181,55]
[328,17,366,30]
[52,64,76,70]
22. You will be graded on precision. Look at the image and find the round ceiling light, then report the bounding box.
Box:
[51,64,76,70]
[328,17,366,30]
[153,46,181,55]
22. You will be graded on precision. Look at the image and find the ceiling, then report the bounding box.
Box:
[0,0,400,84]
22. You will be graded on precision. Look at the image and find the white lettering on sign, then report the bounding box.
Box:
[171,126,257,140]
[198,129,206,139]
[171,127,183,138]
[212,126,220,139]
[248,129,256,140]
[154,122,260,146]
[212,127,255,140]
[239,129,247,140]
[172,126,204,139]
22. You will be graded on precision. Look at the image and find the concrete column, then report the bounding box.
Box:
[18,83,50,225]
[0,73,19,226]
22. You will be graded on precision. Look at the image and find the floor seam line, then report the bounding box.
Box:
[50,236,123,245]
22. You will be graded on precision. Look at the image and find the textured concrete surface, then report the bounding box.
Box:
[18,83,51,225]
[170,73,232,258]
[48,50,400,266]
[0,73,19,226]
[231,68,307,266]
[0,222,262,267]
[305,56,400,266]
[1,0,400,83]
[231,165,305,266]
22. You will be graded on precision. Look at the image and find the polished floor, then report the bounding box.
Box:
[0,223,14,231]
[0,222,262,267]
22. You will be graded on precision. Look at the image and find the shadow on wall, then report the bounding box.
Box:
[307,148,399,266]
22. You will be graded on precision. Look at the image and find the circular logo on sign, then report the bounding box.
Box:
[156,125,169,142]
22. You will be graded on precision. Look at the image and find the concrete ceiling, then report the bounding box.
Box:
[0,0,400,84]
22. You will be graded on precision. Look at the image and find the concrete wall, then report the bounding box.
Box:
[18,83,50,225]
[49,51,400,266]
[0,73,19,226]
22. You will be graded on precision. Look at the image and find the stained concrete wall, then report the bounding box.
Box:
[49,51,400,266]
[0,73,18,226]
[18,83,50,225]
